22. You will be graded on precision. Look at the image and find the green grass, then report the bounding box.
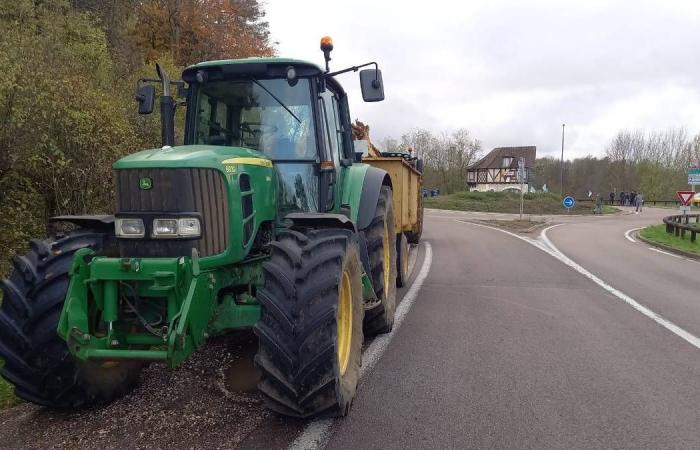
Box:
[0,361,19,409]
[424,191,620,215]
[640,224,700,255]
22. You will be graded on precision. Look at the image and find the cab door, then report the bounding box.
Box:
[318,86,352,213]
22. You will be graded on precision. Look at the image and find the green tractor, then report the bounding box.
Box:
[0,39,399,417]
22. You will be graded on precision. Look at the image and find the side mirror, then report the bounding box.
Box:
[136,85,155,114]
[359,69,384,102]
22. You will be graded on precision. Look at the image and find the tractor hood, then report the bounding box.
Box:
[113,145,271,170]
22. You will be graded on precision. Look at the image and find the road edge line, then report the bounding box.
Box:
[288,242,434,450]
[624,227,642,243]
[540,225,700,350]
[458,220,700,351]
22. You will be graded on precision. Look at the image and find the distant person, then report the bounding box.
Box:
[609,191,615,205]
[619,191,625,206]
[594,194,604,215]
[635,192,644,213]
[630,191,637,206]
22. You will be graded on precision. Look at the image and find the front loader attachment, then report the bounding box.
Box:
[58,248,227,368]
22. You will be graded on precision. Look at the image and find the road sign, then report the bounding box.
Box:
[680,205,691,212]
[563,196,575,209]
[689,168,700,185]
[676,191,695,206]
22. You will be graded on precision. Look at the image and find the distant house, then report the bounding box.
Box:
[467,146,536,192]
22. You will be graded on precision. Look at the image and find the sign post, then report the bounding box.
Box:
[563,195,575,213]
[689,168,700,210]
[518,157,525,221]
[677,191,695,219]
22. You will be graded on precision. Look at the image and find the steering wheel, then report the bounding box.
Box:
[205,120,235,137]
[240,122,278,135]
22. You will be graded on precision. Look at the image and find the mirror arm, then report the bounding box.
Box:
[324,61,378,79]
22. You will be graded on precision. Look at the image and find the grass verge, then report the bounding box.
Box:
[425,191,620,215]
[0,361,19,409]
[639,224,700,256]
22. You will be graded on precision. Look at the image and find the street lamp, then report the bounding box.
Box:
[560,123,565,195]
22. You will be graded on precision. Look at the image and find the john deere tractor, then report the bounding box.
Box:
[0,39,398,417]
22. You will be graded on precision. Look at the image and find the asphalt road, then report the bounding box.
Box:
[1,208,699,449]
[321,209,700,449]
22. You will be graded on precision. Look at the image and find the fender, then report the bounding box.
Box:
[49,215,115,232]
[285,213,356,232]
[356,166,392,230]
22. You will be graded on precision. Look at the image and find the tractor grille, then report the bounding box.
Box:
[115,168,229,257]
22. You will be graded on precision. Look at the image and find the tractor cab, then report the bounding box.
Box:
[137,47,385,217]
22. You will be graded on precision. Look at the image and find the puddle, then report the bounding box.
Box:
[222,330,260,393]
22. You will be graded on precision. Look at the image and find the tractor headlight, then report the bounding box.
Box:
[177,218,201,237]
[151,218,201,238]
[115,218,145,238]
[152,219,178,236]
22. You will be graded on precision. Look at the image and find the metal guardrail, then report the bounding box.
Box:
[575,199,681,206]
[663,214,700,242]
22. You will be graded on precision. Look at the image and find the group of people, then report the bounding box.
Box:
[604,190,644,213]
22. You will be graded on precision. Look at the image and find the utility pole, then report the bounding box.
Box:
[560,123,565,195]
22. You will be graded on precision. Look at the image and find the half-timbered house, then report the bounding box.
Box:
[466,146,536,192]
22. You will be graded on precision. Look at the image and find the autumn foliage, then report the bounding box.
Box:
[0,0,274,276]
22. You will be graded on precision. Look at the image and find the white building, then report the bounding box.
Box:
[466,146,536,192]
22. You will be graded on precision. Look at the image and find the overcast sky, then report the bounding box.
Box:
[266,0,700,159]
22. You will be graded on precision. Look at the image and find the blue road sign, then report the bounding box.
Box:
[563,196,575,209]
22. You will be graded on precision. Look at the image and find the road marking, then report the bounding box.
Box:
[539,225,700,350]
[624,227,642,243]
[288,242,433,450]
[647,247,682,258]
[457,220,700,351]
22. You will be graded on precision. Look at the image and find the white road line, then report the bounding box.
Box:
[540,225,700,350]
[624,227,642,243]
[457,220,700,350]
[288,242,434,450]
[647,247,682,258]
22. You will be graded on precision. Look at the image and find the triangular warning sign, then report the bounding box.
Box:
[676,191,695,206]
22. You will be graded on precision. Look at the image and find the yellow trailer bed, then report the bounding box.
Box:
[363,156,423,242]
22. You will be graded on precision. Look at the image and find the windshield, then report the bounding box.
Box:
[191,78,317,160]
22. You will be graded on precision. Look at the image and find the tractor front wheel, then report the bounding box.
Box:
[0,230,143,407]
[255,228,364,418]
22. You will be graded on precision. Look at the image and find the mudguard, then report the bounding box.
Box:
[50,215,115,232]
[356,166,392,230]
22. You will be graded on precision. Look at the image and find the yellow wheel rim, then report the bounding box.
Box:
[383,221,391,295]
[337,270,353,376]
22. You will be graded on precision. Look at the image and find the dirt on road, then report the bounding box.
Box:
[0,331,292,450]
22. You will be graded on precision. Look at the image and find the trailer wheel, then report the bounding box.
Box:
[363,186,397,335]
[255,228,364,418]
[405,189,423,244]
[0,230,143,408]
[396,233,410,288]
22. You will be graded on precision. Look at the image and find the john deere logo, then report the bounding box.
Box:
[139,177,152,190]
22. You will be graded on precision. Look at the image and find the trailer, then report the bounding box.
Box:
[363,154,423,287]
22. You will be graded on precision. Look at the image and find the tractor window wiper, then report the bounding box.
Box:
[249,77,301,124]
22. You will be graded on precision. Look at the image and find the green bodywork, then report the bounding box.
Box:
[58,141,377,367]
[57,56,384,368]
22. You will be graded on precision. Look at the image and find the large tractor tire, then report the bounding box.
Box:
[396,233,409,288]
[0,229,143,408]
[255,228,364,418]
[363,186,397,336]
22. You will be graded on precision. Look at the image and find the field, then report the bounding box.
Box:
[640,224,700,256]
[424,191,619,215]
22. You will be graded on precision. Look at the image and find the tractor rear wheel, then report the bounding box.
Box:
[0,229,143,408]
[396,233,409,288]
[363,186,397,335]
[255,228,364,418]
